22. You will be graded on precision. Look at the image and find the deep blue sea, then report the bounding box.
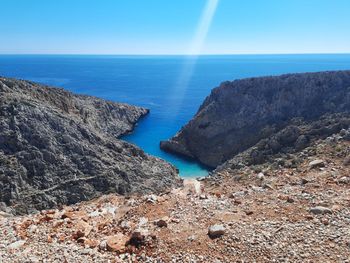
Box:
[1,54,350,177]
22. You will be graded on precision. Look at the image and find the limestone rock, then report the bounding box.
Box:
[208,224,225,239]
[161,71,350,168]
[0,77,180,214]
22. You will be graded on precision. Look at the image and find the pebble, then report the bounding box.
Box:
[308,160,325,169]
[155,218,168,228]
[309,206,333,215]
[257,172,265,180]
[208,224,226,239]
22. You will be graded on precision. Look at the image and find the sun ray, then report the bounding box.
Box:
[167,0,219,119]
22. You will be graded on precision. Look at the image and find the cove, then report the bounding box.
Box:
[1,54,350,177]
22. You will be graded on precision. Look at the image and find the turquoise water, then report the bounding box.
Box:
[1,54,350,177]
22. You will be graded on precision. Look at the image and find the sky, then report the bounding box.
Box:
[1,0,350,55]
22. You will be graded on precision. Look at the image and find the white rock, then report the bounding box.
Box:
[7,240,26,250]
[308,159,325,169]
[208,224,225,239]
[146,194,158,203]
[257,172,265,180]
[138,217,148,226]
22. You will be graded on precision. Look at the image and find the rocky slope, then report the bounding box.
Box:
[0,77,180,215]
[161,70,350,168]
[1,128,349,262]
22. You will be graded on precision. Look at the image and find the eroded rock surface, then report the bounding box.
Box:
[161,71,350,167]
[0,77,180,214]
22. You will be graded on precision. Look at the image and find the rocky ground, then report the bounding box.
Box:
[1,130,349,262]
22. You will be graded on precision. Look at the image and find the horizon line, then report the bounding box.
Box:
[1,52,350,56]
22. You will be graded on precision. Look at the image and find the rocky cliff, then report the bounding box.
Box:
[161,71,350,168]
[0,77,180,214]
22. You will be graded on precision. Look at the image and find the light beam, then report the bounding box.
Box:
[168,0,219,119]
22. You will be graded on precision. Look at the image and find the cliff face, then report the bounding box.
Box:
[0,77,180,214]
[161,71,350,168]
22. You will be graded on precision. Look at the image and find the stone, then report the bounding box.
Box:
[146,195,158,203]
[301,178,309,185]
[7,240,26,250]
[257,172,265,180]
[73,220,93,239]
[286,197,295,203]
[338,177,350,184]
[309,206,333,215]
[245,210,254,216]
[129,229,149,247]
[262,183,273,190]
[106,234,129,253]
[83,239,99,248]
[155,219,168,228]
[120,220,132,230]
[208,224,226,239]
[199,194,208,200]
[99,240,107,251]
[188,235,196,242]
[308,160,325,169]
[138,217,148,226]
[62,210,87,220]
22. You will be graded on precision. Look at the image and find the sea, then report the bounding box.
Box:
[1,54,350,177]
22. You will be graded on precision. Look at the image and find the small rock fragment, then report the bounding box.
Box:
[338,177,350,184]
[155,218,168,228]
[73,220,93,239]
[7,240,26,250]
[208,224,225,239]
[309,206,332,215]
[308,159,325,169]
[129,229,149,247]
[120,220,132,230]
[245,210,254,216]
[62,210,87,220]
[146,195,158,203]
[199,194,208,200]
[106,234,128,253]
[257,172,265,180]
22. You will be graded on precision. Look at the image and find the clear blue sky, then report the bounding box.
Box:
[1,0,350,54]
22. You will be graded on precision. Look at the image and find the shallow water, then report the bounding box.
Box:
[1,54,350,177]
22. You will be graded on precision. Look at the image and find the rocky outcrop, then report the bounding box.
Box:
[214,115,350,174]
[161,71,350,168]
[0,77,180,214]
